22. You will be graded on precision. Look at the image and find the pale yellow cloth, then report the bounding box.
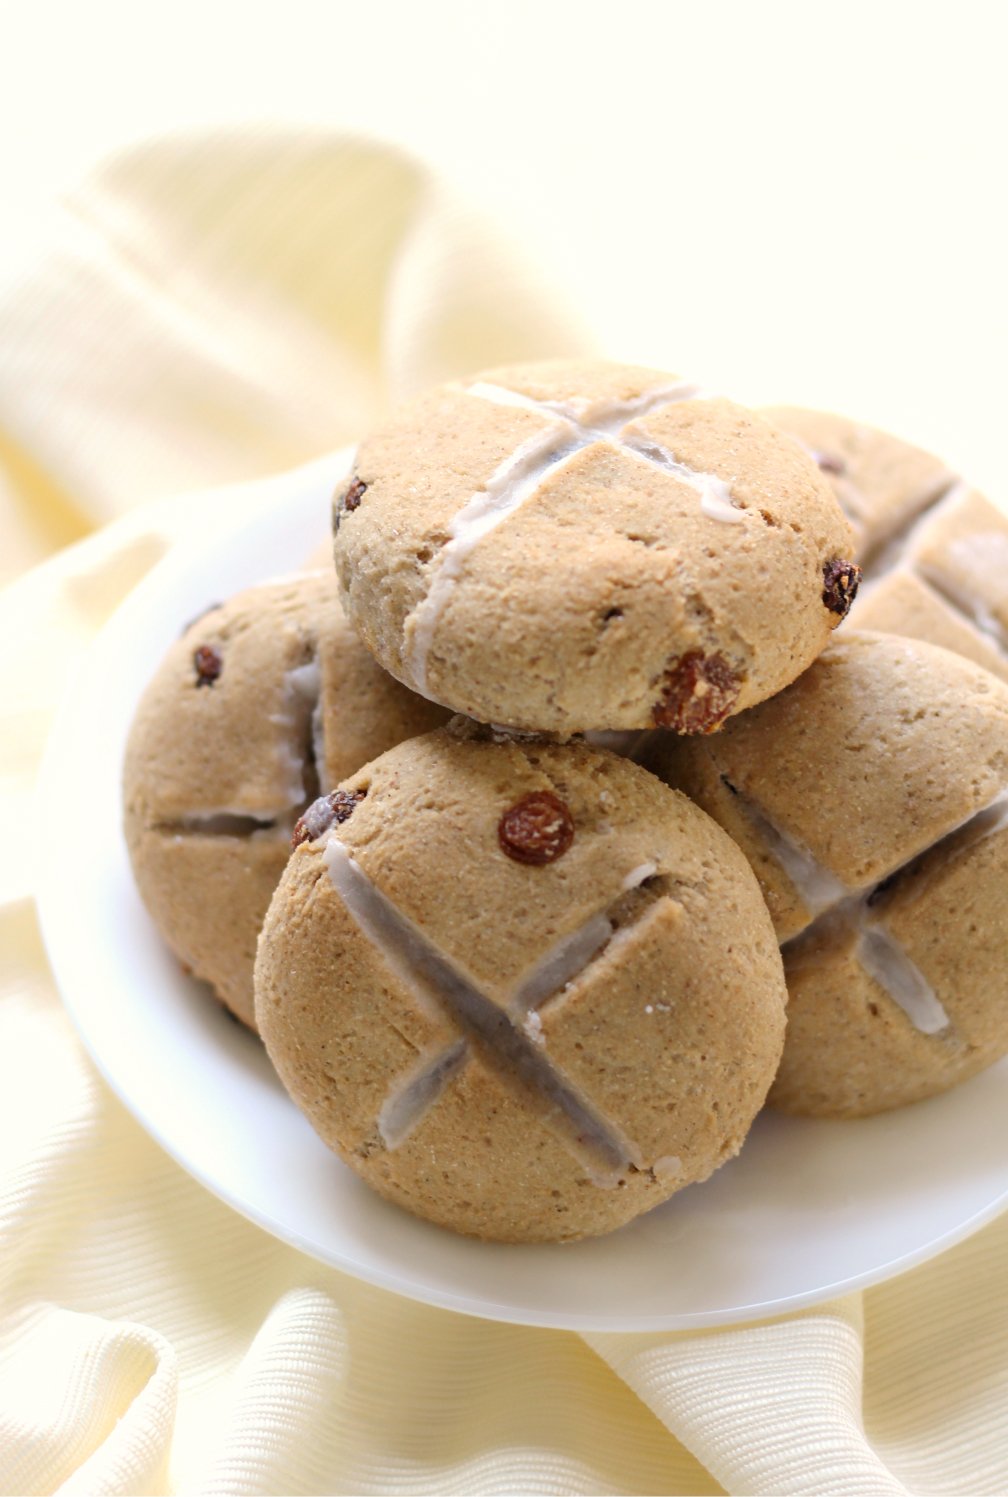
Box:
[1,126,1006,1496]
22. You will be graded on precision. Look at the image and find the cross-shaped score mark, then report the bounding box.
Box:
[858,476,962,574]
[779,422,1008,670]
[854,478,1008,662]
[324,838,675,1186]
[156,654,325,844]
[910,507,1008,659]
[405,380,746,695]
[811,456,956,576]
[729,779,1008,1035]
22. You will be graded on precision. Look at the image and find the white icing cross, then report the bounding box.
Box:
[914,520,1008,656]
[856,924,950,1035]
[858,479,1008,660]
[756,786,1008,1034]
[860,477,964,576]
[405,379,743,694]
[270,659,326,810]
[727,784,848,918]
[163,656,327,841]
[788,430,957,571]
[324,839,662,1184]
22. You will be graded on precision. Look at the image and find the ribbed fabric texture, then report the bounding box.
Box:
[1,125,1005,1495]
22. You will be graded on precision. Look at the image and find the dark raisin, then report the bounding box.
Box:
[340,475,367,518]
[344,477,367,511]
[193,645,222,687]
[813,450,847,476]
[333,476,368,533]
[822,558,862,620]
[652,651,739,734]
[498,791,575,866]
[291,788,367,849]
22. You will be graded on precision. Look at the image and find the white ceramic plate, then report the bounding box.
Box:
[37,453,1008,1331]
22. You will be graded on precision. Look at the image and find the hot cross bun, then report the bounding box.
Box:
[646,632,1008,1116]
[332,360,859,735]
[764,405,1008,685]
[254,723,787,1241]
[761,404,955,565]
[123,572,448,1028]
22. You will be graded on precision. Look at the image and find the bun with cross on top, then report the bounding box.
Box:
[332,360,861,735]
[763,404,1008,687]
[123,572,449,1029]
[254,721,788,1243]
[644,632,1008,1117]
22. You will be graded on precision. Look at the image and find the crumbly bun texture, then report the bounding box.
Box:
[646,632,1008,1115]
[333,360,858,734]
[123,572,449,1027]
[255,725,787,1242]
[760,404,954,565]
[764,405,1008,684]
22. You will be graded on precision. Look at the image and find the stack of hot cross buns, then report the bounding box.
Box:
[124,360,1008,1242]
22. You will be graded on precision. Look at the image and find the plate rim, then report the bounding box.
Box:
[34,454,1008,1331]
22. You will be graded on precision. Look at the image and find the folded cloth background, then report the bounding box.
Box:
[1,126,1006,1496]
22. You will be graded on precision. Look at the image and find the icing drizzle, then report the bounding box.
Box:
[403,378,739,694]
[324,839,666,1180]
[773,791,1008,1034]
